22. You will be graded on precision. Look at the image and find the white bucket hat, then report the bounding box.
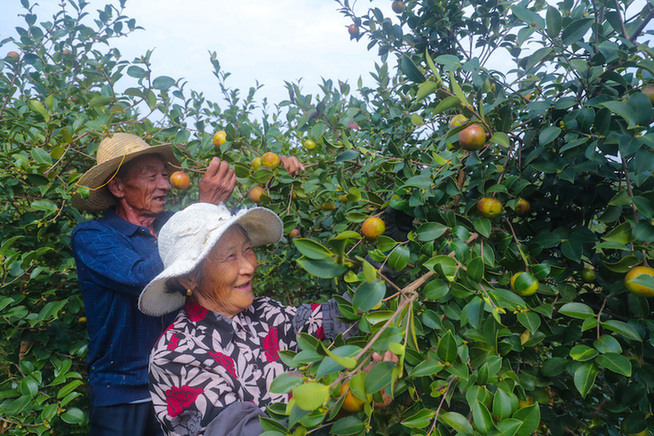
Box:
[138,203,283,316]
[72,133,178,211]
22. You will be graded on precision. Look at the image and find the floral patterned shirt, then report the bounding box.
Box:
[148,296,347,435]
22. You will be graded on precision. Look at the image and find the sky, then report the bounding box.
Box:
[1,0,394,111]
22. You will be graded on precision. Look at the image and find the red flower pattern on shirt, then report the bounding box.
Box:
[185,299,208,322]
[167,333,180,351]
[209,351,237,379]
[263,327,280,362]
[166,385,204,417]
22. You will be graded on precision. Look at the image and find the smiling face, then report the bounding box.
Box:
[108,154,170,222]
[193,225,258,318]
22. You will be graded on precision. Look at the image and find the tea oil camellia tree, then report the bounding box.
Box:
[2,0,654,434]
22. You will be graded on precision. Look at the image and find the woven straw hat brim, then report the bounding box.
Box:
[72,144,178,212]
[138,206,282,317]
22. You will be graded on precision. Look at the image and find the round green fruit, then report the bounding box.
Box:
[477,197,503,218]
[303,139,316,150]
[511,272,539,296]
[580,268,596,283]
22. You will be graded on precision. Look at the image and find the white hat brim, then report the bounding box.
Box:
[138,207,282,317]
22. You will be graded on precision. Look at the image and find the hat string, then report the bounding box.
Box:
[75,145,140,191]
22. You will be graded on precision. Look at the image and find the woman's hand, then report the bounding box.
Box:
[279,155,305,175]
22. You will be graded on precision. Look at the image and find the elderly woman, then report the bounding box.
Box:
[138,203,350,436]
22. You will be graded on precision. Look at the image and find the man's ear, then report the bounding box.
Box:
[107,178,125,199]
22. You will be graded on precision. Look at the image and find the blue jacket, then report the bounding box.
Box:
[72,209,174,407]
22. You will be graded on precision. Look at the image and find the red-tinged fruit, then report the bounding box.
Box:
[288,229,300,239]
[514,198,531,216]
[459,124,486,151]
[261,152,280,170]
[348,24,359,36]
[248,186,266,203]
[169,171,191,190]
[6,51,19,61]
[392,0,406,13]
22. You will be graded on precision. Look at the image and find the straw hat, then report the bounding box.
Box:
[138,203,283,316]
[72,133,178,211]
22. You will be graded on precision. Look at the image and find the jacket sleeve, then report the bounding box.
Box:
[72,224,163,296]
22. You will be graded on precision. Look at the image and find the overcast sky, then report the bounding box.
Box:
[1,0,393,110]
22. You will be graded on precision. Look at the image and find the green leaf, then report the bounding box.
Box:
[410,359,445,377]
[513,403,541,436]
[559,302,595,319]
[602,101,638,129]
[416,81,439,101]
[466,257,484,282]
[364,360,395,394]
[449,71,469,107]
[424,255,458,280]
[546,6,562,37]
[539,126,561,146]
[331,416,366,434]
[433,96,461,114]
[517,311,541,333]
[593,335,623,354]
[89,95,113,108]
[512,5,545,28]
[321,344,358,370]
[492,388,515,421]
[439,411,474,434]
[269,372,304,394]
[472,400,493,433]
[31,147,52,165]
[293,238,332,260]
[416,222,448,241]
[291,382,330,411]
[60,407,85,424]
[473,218,491,238]
[573,362,597,398]
[633,196,654,219]
[400,54,426,83]
[27,99,48,120]
[595,353,632,376]
[388,245,410,271]
[490,132,510,147]
[296,257,347,279]
[335,150,359,163]
[561,18,593,44]
[353,280,385,312]
[570,345,599,361]
[403,175,433,189]
[402,408,434,428]
[602,320,642,341]
[152,75,176,90]
[437,330,458,362]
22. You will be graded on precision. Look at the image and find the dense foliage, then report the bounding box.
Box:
[1,0,654,434]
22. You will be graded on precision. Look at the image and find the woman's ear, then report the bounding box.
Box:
[177,273,198,292]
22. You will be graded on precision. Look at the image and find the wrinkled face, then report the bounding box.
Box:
[196,225,258,318]
[114,154,170,217]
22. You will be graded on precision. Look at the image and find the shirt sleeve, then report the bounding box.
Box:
[291,299,354,340]
[72,224,163,297]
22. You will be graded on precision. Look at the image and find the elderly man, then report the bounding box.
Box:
[71,133,301,436]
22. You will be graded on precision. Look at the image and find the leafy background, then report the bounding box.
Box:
[1,0,654,434]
